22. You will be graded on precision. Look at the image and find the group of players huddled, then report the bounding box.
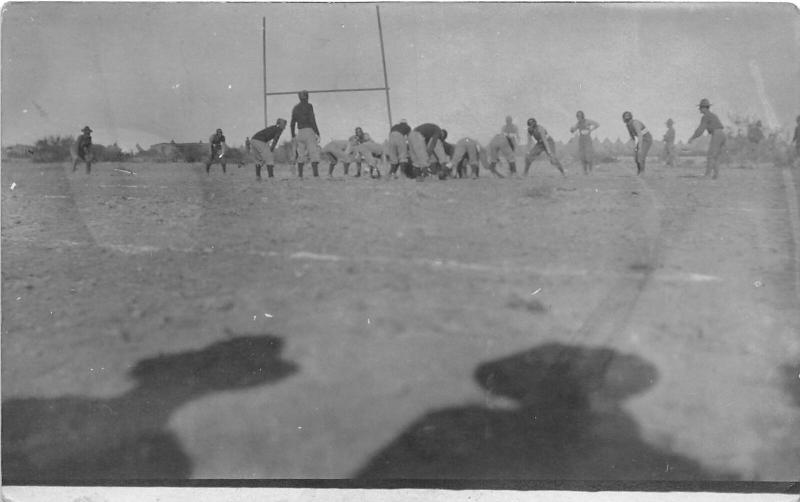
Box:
[70,90,800,182]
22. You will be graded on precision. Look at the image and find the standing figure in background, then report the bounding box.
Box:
[746,120,764,167]
[501,115,520,153]
[662,119,677,167]
[386,119,411,179]
[524,118,565,176]
[687,99,726,179]
[570,111,599,174]
[205,128,227,174]
[71,126,94,174]
[249,118,286,180]
[622,112,652,176]
[290,90,321,178]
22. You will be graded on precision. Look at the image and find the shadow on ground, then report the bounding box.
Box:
[2,334,298,482]
[782,363,800,407]
[356,342,737,480]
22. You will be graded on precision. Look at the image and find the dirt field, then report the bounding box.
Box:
[2,156,799,482]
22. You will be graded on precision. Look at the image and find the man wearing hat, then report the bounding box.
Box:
[249,118,287,180]
[205,128,228,174]
[290,90,321,178]
[662,119,677,167]
[622,111,652,175]
[687,98,726,179]
[71,126,94,173]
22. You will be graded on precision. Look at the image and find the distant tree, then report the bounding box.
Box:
[32,135,73,163]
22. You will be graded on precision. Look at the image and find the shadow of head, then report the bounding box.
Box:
[474,343,658,408]
[130,335,298,393]
[781,363,800,407]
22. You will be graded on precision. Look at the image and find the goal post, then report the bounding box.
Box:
[262,5,393,130]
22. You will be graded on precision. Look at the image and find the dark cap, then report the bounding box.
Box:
[622,111,633,121]
[82,126,93,133]
[698,98,711,108]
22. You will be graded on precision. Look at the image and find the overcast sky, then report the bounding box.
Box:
[2,2,798,150]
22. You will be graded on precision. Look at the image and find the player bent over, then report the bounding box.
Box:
[524,118,565,176]
[205,128,228,174]
[687,99,725,179]
[449,137,485,179]
[71,126,94,174]
[622,111,652,176]
[485,134,518,178]
[250,118,287,180]
[322,140,355,177]
[386,119,411,178]
[409,123,447,179]
[349,127,383,178]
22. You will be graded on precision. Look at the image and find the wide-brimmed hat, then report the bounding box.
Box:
[698,98,711,108]
[81,126,92,133]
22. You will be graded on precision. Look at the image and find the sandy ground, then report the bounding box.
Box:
[2,156,799,482]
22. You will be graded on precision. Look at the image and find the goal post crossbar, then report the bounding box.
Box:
[263,5,392,129]
[266,87,388,97]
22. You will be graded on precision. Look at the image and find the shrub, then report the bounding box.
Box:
[32,135,73,163]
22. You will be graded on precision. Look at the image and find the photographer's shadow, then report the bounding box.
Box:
[2,334,298,481]
[357,342,735,480]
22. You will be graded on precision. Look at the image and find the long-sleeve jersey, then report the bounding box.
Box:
[689,112,724,141]
[414,123,442,151]
[625,120,649,140]
[527,125,550,144]
[571,119,599,135]
[252,125,283,146]
[209,133,226,148]
[390,122,411,135]
[663,127,675,144]
[291,101,320,137]
[76,134,92,151]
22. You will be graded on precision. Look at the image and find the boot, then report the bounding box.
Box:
[297,163,304,178]
[344,162,350,176]
[205,163,211,174]
[86,162,91,174]
[267,165,274,178]
[312,162,319,177]
[509,161,517,175]
[471,164,479,179]
[222,163,227,173]
[523,161,531,176]
[354,163,362,177]
[329,162,336,177]
[255,164,262,180]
